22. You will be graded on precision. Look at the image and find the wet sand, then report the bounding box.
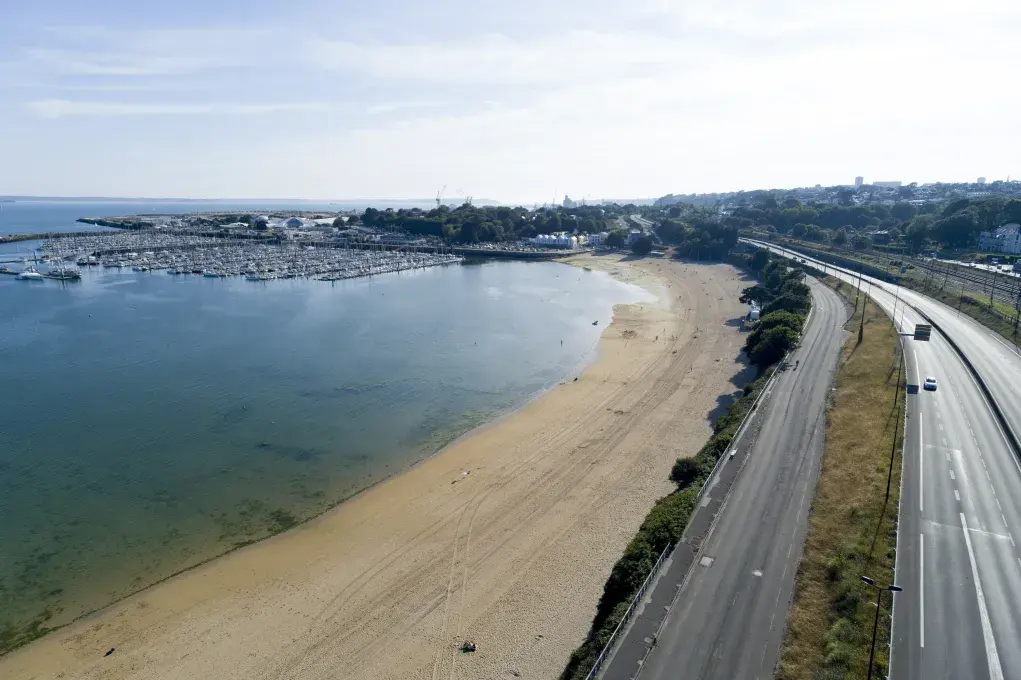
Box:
[1,253,752,680]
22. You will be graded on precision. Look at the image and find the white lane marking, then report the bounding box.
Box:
[967,527,1013,541]
[943,436,949,447]
[946,451,951,462]
[914,350,920,385]
[937,411,942,419]
[938,422,944,432]
[1011,533,1015,548]
[955,489,961,502]
[920,415,924,513]
[950,470,956,480]
[920,532,925,649]
[961,512,1005,680]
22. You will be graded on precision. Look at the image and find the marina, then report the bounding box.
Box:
[27,232,464,282]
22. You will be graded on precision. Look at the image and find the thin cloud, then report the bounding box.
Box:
[25,48,254,76]
[365,101,445,115]
[308,30,685,85]
[27,99,333,118]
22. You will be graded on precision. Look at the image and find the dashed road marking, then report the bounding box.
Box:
[961,513,1005,680]
[955,489,961,502]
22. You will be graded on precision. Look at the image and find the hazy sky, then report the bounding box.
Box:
[1,0,1018,202]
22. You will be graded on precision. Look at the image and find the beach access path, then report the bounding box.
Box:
[1,253,753,680]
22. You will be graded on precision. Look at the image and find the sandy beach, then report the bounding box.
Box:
[1,253,752,680]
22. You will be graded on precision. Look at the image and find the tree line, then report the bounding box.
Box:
[738,249,813,367]
[350,203,621,244]
[741,194,1021,253]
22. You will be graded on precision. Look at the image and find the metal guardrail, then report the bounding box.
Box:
[584,542,671,680]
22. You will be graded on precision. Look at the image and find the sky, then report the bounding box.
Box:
[1,0,1018,203]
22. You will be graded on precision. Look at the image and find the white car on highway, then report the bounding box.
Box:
[923,376,938,391]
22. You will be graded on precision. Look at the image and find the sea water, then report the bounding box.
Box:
[0,249,652,645]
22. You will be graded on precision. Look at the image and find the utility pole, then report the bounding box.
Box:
[861,577,903,680]
[858,282,869,345]
[885,343,903,507]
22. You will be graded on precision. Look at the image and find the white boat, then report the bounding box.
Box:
[16,267,45,281]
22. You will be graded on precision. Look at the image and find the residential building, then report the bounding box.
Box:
[978,223,1021,254]
[978,177,986,185]
[855,176,864,188]
[873,181,902,188]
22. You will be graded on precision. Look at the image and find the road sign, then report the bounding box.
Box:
[913,324,932,341]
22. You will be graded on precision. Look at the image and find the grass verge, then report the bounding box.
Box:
[777,277,904,680]
[559,366,773,680]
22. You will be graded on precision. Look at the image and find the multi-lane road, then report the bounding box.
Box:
[601,279,847,680]
[637,279,846,680]
[749,239,1021,680]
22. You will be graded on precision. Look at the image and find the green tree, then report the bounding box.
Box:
[905,214,935,250]
[605,229,628,248]
[670,458,701,486]
[739,285,772,304]
[933,210,979,248]
[1004,200,1021,225]
[833,227,849,246]
[631,236,653,256]
[749,250,770,271]
[362,207,380,226]
[747,326,799,367]
[764,293,811,316]
[891,202,917,221]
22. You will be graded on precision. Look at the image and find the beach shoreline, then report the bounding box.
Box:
[1,252,751,680]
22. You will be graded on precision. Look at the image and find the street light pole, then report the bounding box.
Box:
[861,576,903,680]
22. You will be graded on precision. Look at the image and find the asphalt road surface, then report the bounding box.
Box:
[600,278,846,680]
[750,240,1021,680]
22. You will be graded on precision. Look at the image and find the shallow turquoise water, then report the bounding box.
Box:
[0,255,651,637]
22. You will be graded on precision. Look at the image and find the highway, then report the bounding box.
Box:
[600,278,847,680]
[749,240,1021,680]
